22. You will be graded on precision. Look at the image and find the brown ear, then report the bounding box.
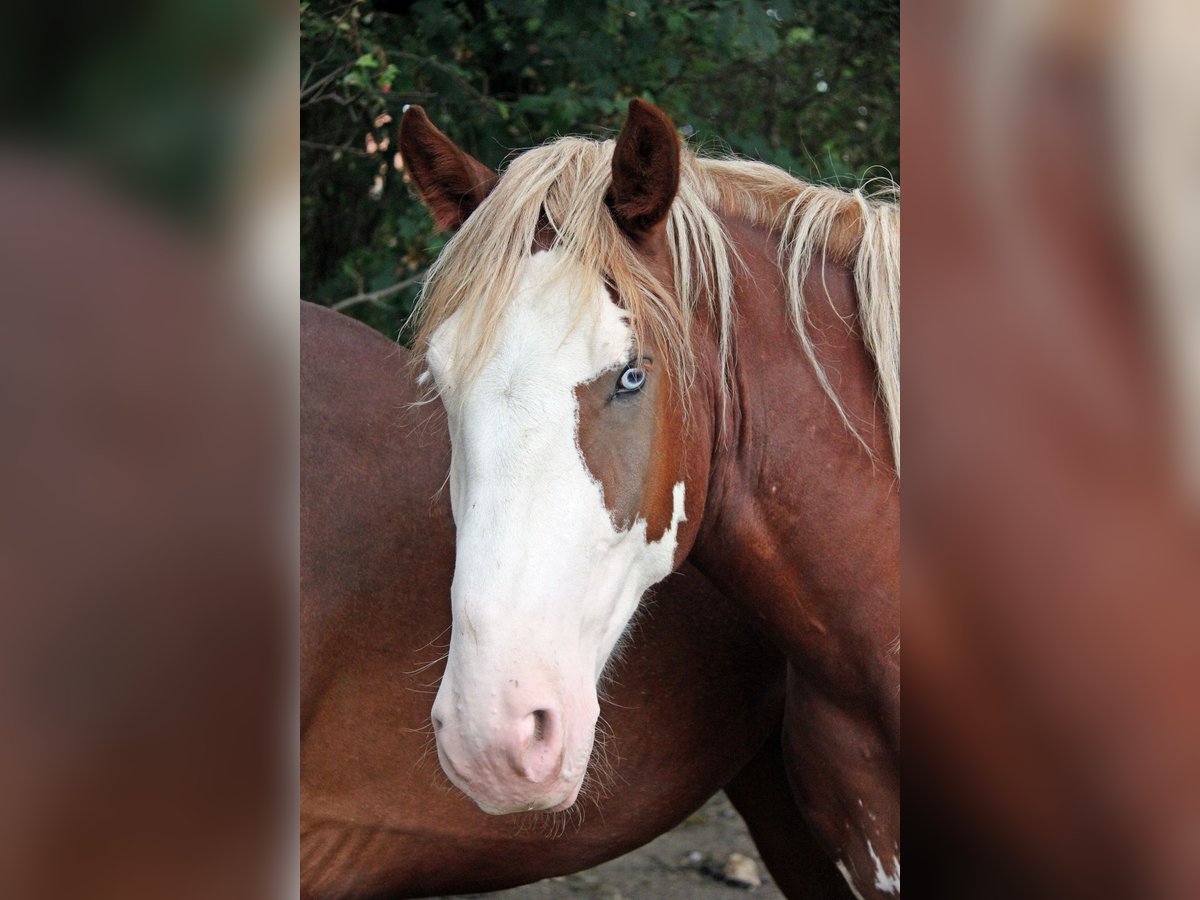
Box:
[608,99,681,238]
[399,105,498,231]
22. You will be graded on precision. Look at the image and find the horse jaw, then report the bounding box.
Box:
[427,249,686,814]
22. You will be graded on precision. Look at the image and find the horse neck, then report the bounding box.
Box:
[689,214,900,707]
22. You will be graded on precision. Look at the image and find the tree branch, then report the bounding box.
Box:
[331,271,425,311]
[301,139,371,157]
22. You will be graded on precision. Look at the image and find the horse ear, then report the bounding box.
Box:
[608,99,681,239]
[399,106,498,231]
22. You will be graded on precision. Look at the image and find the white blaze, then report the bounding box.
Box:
[427,248,685,810]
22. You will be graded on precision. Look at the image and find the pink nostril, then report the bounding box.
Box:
[520,708,554,747]
[431,715,443,733]
[505,708,561,783]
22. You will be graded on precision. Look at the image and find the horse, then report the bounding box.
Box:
[299,301,854,898]
[394,99,900,897]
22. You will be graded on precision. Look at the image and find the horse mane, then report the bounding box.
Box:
[411,137,900,472]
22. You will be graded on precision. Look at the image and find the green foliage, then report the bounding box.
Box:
[4,0,274,225]
[301,0,899,336]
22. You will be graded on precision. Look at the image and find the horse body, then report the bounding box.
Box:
[396,101,900,897]
[300,302,851,898]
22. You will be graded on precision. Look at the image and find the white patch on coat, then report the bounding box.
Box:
[868,840,901,894]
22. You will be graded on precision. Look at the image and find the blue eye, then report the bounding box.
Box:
[617,365,646,394]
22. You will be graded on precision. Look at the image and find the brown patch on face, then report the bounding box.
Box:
[575,372,646,532]
[574,351,683,544]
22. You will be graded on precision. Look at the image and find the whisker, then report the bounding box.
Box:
[402,652,449,677]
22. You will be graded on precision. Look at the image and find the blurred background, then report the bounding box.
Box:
[300,0,899,336]
[0,3,297,899]
[904,1,1200,895]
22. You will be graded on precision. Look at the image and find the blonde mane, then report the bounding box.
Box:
[412,137,900,472]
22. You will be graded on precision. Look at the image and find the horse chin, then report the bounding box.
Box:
[545,781,584,813]
[462,774,584,816]
[470,781,583,816]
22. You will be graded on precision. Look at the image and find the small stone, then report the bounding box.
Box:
[686,850,704,865]
[723,852,762,888]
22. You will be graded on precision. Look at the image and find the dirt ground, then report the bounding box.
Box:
[440,791,784,899]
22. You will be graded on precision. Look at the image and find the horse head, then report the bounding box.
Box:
[399,101,711,814]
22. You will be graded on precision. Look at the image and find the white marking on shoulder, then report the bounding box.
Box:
[868,840,901,894]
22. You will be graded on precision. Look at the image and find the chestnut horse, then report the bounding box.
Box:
[395,100,899,897]
[300,302,853,898]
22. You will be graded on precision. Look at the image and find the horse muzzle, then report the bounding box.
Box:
[431,699,589,814]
